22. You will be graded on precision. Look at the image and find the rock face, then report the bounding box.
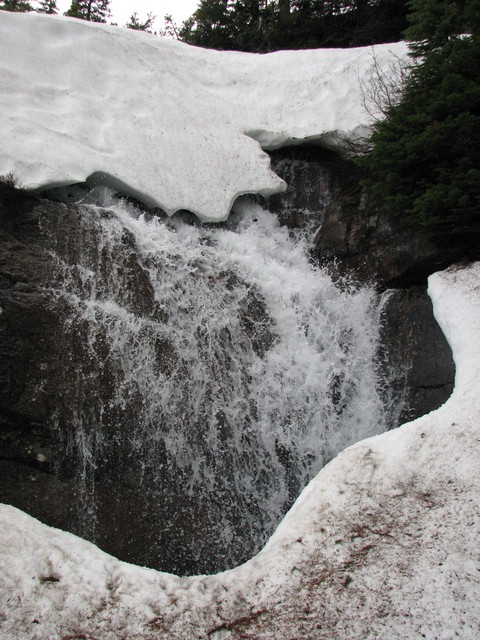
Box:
[0,186,60,448]
[267,146,476,288]
[0,186,84,555]
[0,143,457,576]
[378,287,454,426]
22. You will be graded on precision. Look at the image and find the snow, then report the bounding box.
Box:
[0,11,408,221]
[1,262,479,638]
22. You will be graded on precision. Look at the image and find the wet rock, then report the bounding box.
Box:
[377,287,455,427]
[266,146,477,288]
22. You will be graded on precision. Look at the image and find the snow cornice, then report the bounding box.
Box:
[0,12,408,221]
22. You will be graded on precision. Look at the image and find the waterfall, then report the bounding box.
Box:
[40,188,387,575]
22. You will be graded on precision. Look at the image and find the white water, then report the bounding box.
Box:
[44,190,387,574]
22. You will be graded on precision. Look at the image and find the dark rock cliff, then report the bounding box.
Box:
[267,146,474,288]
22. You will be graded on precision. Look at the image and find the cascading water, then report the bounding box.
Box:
[39,189,389,575]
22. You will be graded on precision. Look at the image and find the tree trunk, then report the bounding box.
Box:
[278,0,290,19]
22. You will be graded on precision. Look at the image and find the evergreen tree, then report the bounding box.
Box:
[36,0,58,13]
[125,11,155,32]
[361,0,480,237]
[161,14,180,39]
[179,0,408,52]
[405,0,480,56]
[0,0,32,11]
[180,0,234,50]
[65,0,110,23]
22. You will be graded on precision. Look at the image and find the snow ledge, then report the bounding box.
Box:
[0,12,408,222]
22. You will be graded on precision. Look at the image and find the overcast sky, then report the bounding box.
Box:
[55,1,200,30]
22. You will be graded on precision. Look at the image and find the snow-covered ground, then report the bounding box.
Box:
[1,262,479,639]
[0,11,407,221]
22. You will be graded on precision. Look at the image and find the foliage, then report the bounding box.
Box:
[405,0,480,56]
[179,0,408,52]
[358,50,409,125]
[0,0,32,11]
[361,0,480,235]
[0,172,21,188]
[36,0,58,13]
[65,0,110,23]
[159,14,180,39]
[125,11,155,33]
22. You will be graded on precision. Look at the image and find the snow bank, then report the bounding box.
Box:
[1,262,479,639]
[0,12,407,221]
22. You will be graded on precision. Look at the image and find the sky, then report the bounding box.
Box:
[54,1,200,30]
